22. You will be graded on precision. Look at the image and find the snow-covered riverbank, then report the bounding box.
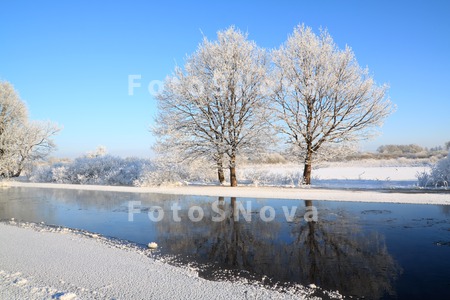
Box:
[0,221,326,299]
[4,181,450,205]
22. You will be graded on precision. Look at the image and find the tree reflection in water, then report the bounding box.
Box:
[154,197,401,298]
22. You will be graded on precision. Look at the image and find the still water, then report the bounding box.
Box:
[0,187,449,299]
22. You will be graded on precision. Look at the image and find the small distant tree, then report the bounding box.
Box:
[271,25,393,184]
[445,141,450,151]
[0,81,60,177]
[377,145,399,154]
[154,27,272,186]
[86,146,108,158]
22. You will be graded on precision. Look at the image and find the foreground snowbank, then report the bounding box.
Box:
[0,222,322,299]
[5,181,450,205]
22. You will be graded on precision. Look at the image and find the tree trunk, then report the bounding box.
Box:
[12,155,26,178]
[229,153,237,187]
[302,148,313,185]
[217,159,225,185]
[230,166,237,187]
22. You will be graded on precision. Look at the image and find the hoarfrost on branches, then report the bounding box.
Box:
[0,81,60,177]
[417,151,450,188]
[86,146,108,158]
[30,152,154,186]
[270,24,394,184]
[153,26,273,187]
[29,149,216,187]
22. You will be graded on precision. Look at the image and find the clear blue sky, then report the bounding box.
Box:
[1,0,449,158]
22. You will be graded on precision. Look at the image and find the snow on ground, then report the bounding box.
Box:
[310,166,431,190]
[0,221,327,300]
[241,163,430,180]
[5,176,450,206]
[312,166,427,181]
[237,162,431,189]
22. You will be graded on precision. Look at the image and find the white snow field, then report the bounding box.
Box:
[0,222,323,299]
[313,166,425,181]
[237,163,431,189]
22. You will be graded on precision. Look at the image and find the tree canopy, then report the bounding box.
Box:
[154,27,272,186]
[0,81,60,177]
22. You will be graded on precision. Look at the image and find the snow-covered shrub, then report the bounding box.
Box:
[238,165,303,187]
[417,151,450,188]
[29,162,67,183]
[135,161,187,186]
[245,153,287,164]
[135,158,217,186]
[29,155,154,186]
[417,171,432,188]
[29,148,221,187]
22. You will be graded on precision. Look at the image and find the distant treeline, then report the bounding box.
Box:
[377,143,449,155]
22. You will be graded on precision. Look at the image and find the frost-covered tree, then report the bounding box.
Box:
[154,27,272,186]
[85,145,108,158]
[271,25,393,184]
[0,81,60,177]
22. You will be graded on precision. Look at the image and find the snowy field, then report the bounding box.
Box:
[237,162,430,189]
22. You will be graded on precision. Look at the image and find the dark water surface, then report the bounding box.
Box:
[1,187,449,299]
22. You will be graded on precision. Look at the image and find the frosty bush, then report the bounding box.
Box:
[30,155,154,186]
[29,163,65,183]
[417,151,450,188]
[238,165,303,187]
[135,158,217,187]
[245,153,287,164]
[29,150,218,187]
[135,161,187,186]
